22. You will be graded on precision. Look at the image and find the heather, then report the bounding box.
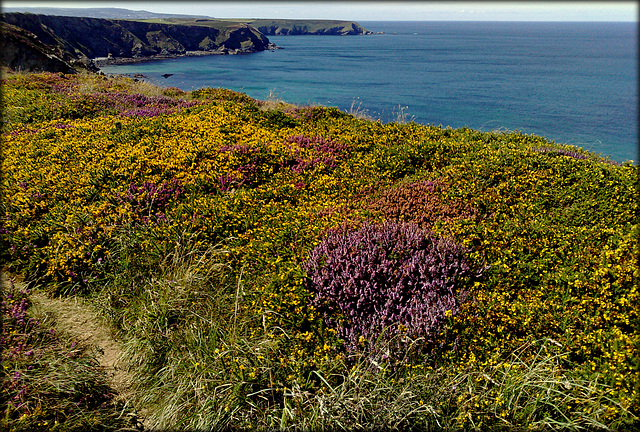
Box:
[305,220,481,361]
[1,72,638,431]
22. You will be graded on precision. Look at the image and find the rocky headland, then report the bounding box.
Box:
[1,12,274,73]
[243,19,378,36]
[1,9,380,74]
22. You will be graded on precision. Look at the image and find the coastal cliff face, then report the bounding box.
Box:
[1,21,86,73]
[1,13,273,72]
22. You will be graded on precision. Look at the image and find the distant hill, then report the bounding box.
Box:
[0,7,210,20]
[244,19,375,35]
[2,7,375,36]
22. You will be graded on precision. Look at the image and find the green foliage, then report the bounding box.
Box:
[258,109,300,130]
[191,87,258,105]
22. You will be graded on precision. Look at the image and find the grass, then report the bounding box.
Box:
[259,89,299,112]
[1,71,638,431]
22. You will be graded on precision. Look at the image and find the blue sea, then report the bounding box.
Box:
[100,21,638,163]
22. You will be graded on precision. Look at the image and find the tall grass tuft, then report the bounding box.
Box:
[259,89,298,111]
[251,338,636,431]
[347,98,377,121]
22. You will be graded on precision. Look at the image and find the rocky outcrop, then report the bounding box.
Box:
[1,13,273,72]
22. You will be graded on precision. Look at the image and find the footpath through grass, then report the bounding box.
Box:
[1,71,638,431]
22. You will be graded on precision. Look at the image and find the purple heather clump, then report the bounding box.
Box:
[281,135,350,174]
[285,135,349,156]
[534,146,624,165]
[220,143,259,155]
[103,92,199,110]
[7,128,40,136]
[217,173,238,192]
[304,221,483,361]
[218,144,265,188]
[1,282,41,362]
[54,123,75,129]
[115,179,183,222]
[78,92,199,117]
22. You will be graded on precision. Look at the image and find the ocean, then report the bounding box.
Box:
[99,21,638,163]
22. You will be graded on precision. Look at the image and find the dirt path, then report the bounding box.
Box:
[29,292,129,393]
[2,273,147,429]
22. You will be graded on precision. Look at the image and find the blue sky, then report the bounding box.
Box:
[3,1,637,21]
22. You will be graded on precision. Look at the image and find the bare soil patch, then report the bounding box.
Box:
[29,292,129,395]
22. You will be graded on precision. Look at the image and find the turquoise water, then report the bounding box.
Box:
[100,21,638,162]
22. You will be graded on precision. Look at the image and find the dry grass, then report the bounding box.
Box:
[259,89,298,111]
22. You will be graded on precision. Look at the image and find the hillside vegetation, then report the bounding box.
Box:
[1,72,638,431]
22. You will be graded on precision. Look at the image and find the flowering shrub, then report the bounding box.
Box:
[281,134,351,174]
[1,74,200,126]
[367,180,478,230]
[115,179,184,224]
[84,92,199,118]
[191,87,257,105]
[284,106,327,121]
[531,145,622,166]
[305,221,482,360]
[532,145,588,160]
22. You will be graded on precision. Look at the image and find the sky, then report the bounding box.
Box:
[3,1,638,22]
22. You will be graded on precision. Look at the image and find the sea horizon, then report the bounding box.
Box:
[100,21,637,163]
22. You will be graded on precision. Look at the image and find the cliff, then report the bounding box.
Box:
[1,13,273,72]
[3,8,375,36]
[0,21,88,73]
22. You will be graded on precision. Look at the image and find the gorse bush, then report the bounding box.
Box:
[305,221,483,361]
[190,87,257,105]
